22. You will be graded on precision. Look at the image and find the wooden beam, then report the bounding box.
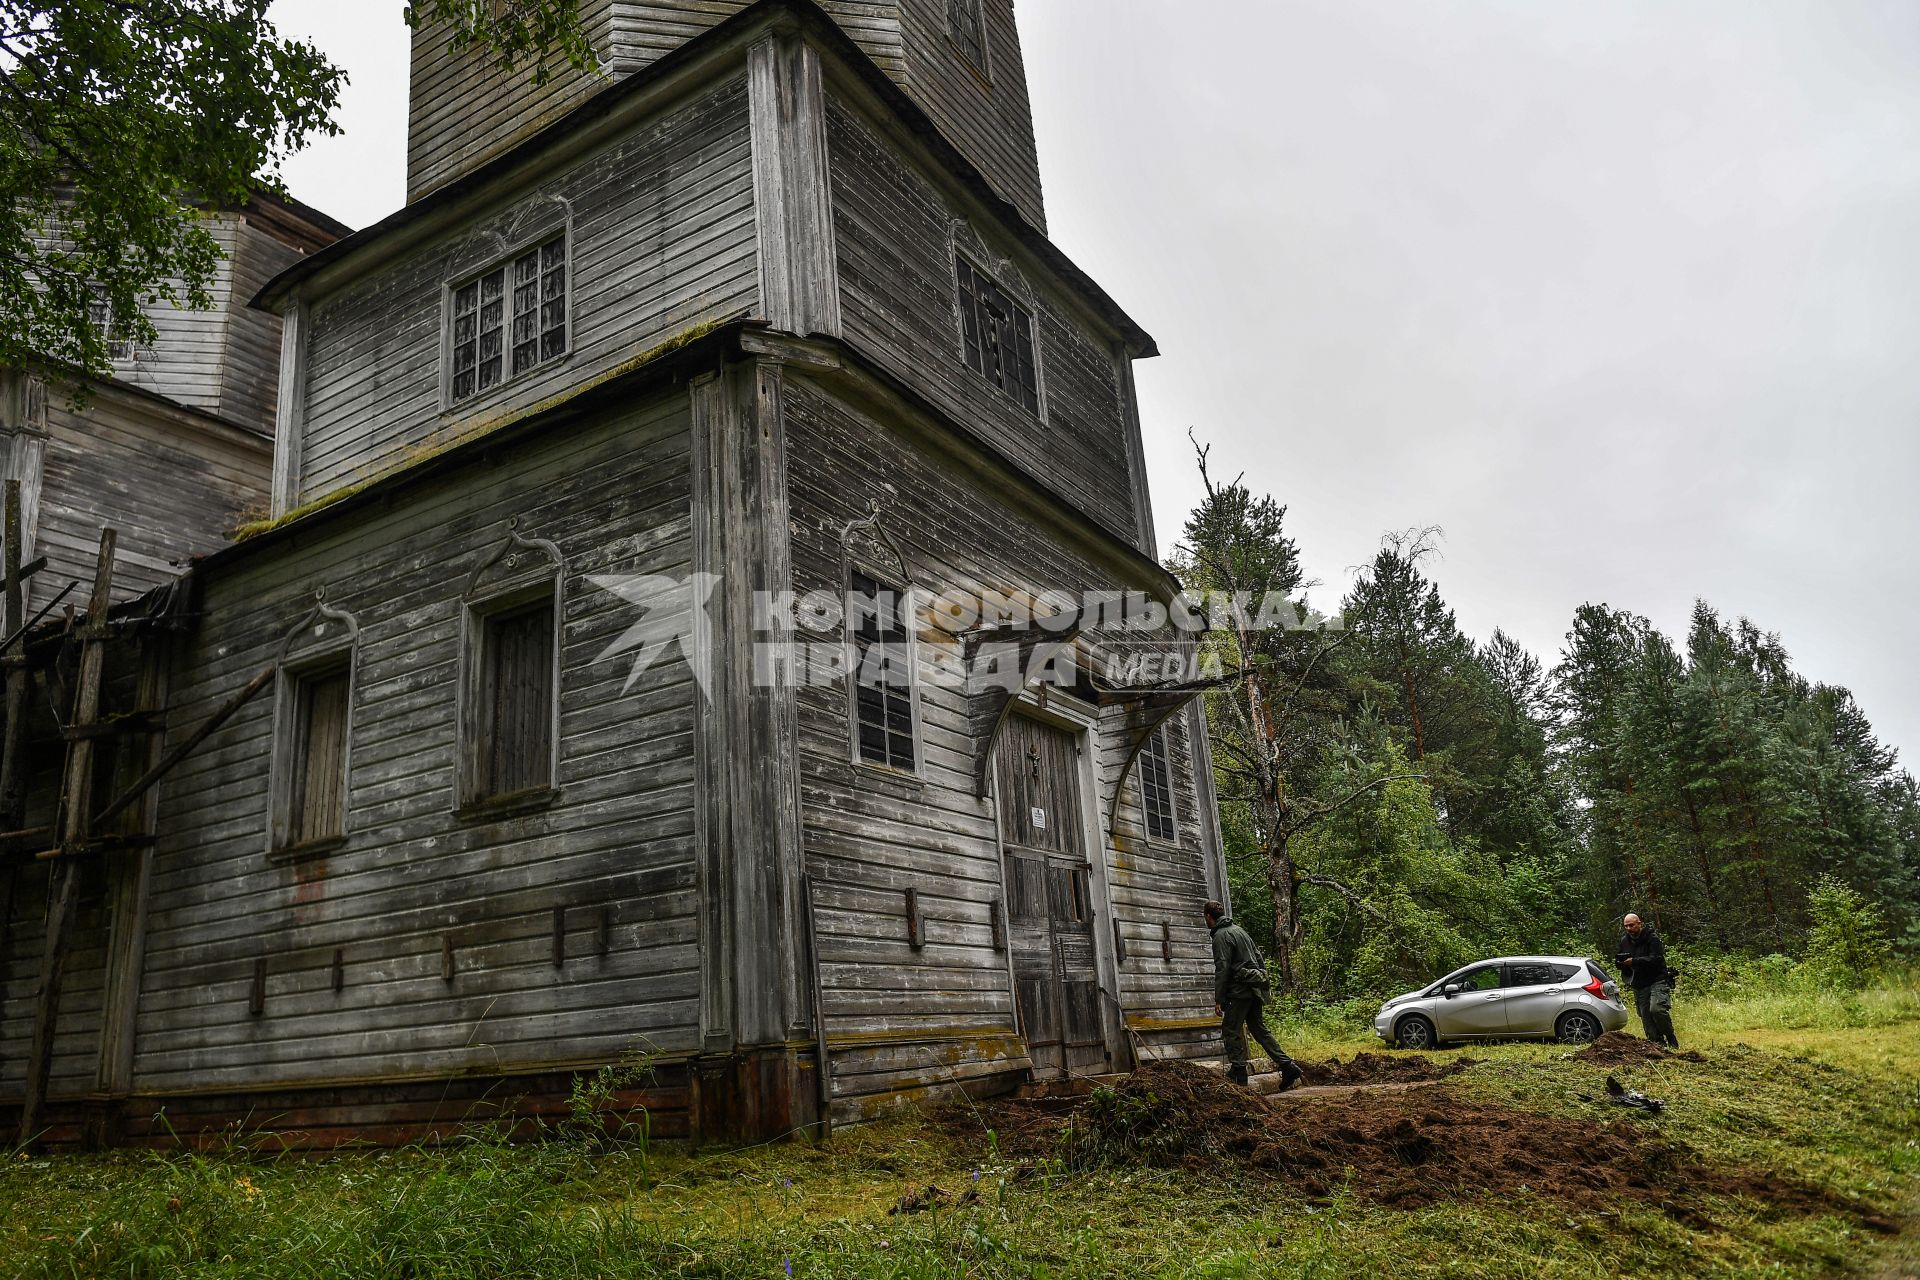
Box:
[88,665,273,834]
[18,527,115,1146]
[0,482,30,1064]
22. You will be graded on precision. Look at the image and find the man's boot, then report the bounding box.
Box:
[1277,1060,1304,1093]
[1227,1061,1250,1087]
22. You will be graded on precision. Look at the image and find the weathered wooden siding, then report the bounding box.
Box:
[216,220,304,430]
[1097,705,1219,1059]
[896,0,1044,230]
[781,375,1214,1113]
[113,393,698,1096]
[406,1,905,203]
[298,78,759,508]
[406,1,621,205]
[825,92,1142,546]
[31,388,270,612]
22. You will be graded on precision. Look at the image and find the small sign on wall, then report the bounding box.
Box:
[1031,808,1048,830]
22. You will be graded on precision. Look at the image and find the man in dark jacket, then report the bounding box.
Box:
[1617,913,1679,1048]
[1206,901,1303,1091]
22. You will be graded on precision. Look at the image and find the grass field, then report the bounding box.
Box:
[4,980,1917,1279]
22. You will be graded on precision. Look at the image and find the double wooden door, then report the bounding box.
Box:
[994,714,1108,1078]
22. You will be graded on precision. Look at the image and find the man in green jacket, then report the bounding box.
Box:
[1206,901,1303,1091]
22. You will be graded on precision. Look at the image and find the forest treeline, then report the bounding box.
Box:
[1176,452,1918,1002]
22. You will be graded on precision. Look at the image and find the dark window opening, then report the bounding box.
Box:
[949,0,988,71]
[452,234,566,402]
[1140,726,1176,842]
[957,256,1039,414]
[286,663,350,847]
[850,569,916,771]
[474,599,557,800]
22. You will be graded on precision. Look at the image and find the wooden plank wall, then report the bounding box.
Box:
[406,0,621,204]
[299,77,759,509]
[0,393,703,1104]
[32,389,270,611]
[896,0,1044,231]
[823,91,1143,548]
[781,375,1215,1112]
[217,218,306,431]
[406,1,904,204]
[1096,705,1220,1060]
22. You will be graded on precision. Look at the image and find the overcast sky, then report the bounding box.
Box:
[270,0,1920,767]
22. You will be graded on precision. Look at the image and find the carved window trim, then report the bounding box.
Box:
[456,523,567,817]
[267,595,359,858]
[440,217,573,411]
[950,226,1047,422]
[840,504,925,782]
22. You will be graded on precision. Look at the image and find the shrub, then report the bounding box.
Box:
[1804,876,1893,988]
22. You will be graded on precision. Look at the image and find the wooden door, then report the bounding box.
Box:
[994,715,1107,1078]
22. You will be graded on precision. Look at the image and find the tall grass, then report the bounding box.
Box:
[1263,960,1920,1052]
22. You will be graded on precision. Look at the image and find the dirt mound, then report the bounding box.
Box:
[1575,1032,1706,1065]
[1298,1053,1476,1087]
[963,1060,1888,1229]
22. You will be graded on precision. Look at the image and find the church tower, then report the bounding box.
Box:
[409,0,1048,230]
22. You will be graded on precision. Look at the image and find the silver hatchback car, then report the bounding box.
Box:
[1372,956,1628,1049]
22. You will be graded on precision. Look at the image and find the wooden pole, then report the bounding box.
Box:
[97,621,176,1104]
[18,527,115,1147]
[0,482,26,1089]
[84,665,273,837]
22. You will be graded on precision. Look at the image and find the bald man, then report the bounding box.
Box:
[1616,913,1679,1049]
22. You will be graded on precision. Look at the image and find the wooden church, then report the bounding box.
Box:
[0,0,1229,1146]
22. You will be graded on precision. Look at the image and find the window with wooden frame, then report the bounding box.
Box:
[460,581,561,809]
[1139,726,1177,843]
[88,288,133,360]
[448,233,567,403]
[848,569,918,773]
[270,654,353,853]
[948,0,989,73]
[956,255,1039,414]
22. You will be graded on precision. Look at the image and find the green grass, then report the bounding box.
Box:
[4,982,1918,1279]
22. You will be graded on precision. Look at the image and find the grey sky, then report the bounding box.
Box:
[272,0,1920,766]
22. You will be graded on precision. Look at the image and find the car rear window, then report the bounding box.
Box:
[1585,960,1615,984]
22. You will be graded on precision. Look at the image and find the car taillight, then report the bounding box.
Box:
[1584,976,1606,998]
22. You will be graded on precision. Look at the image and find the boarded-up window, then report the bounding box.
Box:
[1140,726,1176,842]
[473,599,557,800]
[279,661,350,848]
[949,0,988,71]
[850,569,916,771]
[451,234,567,402]
[956,256,1039,414]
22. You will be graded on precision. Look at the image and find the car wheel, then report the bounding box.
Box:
[1556,1010,1602,1045]
[1394,1014,1438,1051]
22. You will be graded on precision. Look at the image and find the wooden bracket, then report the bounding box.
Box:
[989,897,1006,952]
[1161,920,1173,963]
[60,711,166,741]
[248,958,267,1016]
[441,935,457,983]
[330,948,345,994]
[1113,918,1128,965]
[905,888,923,950]
[552,906,567,968]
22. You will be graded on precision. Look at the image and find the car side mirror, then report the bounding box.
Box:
[1442,983,1461,998]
